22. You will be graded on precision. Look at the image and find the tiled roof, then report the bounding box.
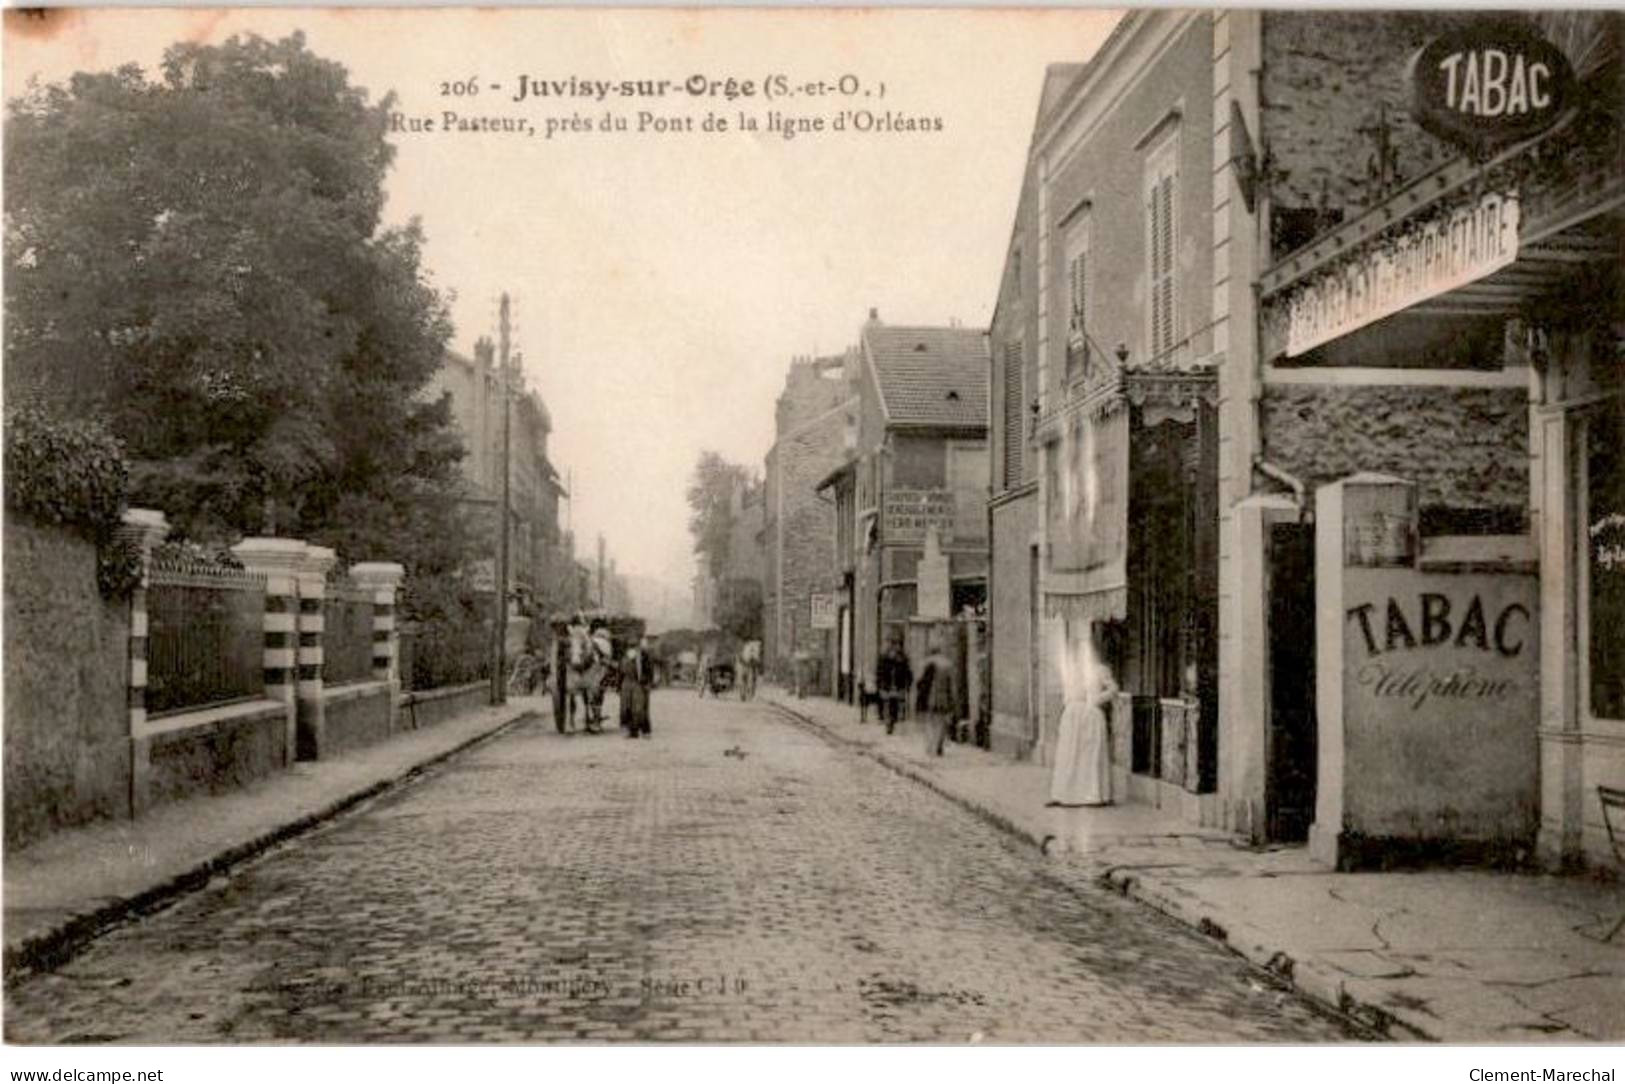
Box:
[864,325,989,429]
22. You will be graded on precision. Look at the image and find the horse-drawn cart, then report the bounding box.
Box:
[704,659,735,696]
[550,611,647,734]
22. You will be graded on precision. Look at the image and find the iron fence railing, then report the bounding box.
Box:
[398,618,491,692]
[146,560,267,716]
[323,584,376,686]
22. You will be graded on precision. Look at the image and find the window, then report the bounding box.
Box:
[1002,339,1025,490]
[1064,218,1090,383]
[948,442,989,542]
[1146,135,1178,361]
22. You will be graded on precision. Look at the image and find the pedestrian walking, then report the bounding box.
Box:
[876,636,912,735]
[914,631,957,758]
[697,647,712,697]
[620,637,655,739]
[737,639,762,701]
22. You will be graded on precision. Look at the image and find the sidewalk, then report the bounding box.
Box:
[5,695,540,982]
[762,685,1625,1042]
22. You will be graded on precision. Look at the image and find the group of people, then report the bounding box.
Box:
[868,632,960,758]
[553,613,657,739]
[870,624,1115,807]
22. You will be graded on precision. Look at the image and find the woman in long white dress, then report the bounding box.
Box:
[1048,623,1117,807]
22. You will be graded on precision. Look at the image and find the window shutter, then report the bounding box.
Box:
[1003,341,1024,489]
[1148,171,1176,358]
[1161,176,1175,354]
[1076,250,1087,335]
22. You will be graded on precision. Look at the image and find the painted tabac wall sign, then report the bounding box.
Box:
[1409,20,1575,154]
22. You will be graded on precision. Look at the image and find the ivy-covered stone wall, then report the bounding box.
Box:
[3,515,131,848]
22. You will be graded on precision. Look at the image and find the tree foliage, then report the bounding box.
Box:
[2,403,142,597]
[714,577,762,642]
[684,450,749,579]
[4,33,464,573]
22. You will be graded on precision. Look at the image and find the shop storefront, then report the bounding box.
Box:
[1039,359,1219,816]
[1246,12,1621,868]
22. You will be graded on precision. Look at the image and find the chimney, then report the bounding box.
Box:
[474,336,495,368]
[867,307,881,326]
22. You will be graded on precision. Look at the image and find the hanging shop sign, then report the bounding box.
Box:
[1286,191,1520,357]
[1408,22,1575,154]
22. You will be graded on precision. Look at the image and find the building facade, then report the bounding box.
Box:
[426,337,569,610]
[998,12,1221,818]
[987,63,1085,757]
[838,314,990,698]
[1224,11,1620,869]
[987,10,1621,873]
[762,354,856,688]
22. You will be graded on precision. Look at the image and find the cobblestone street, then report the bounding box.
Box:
[5,692,1362,1043]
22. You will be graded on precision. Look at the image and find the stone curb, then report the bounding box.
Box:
[765,696,1397,1041]
[3,708,535,987]
[763,701,1050,852]
[1097,866,1427,1041]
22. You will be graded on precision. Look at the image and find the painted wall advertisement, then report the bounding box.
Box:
[884,488,956,543]
[1341,568,1539,842]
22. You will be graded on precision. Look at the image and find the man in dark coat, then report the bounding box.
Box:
[875,636,912,736]
[620,637,656,739]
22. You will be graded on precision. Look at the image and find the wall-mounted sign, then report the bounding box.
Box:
[883,488,956,543]
[1286,191,1519,357]
[810,593,837,630]
[1409,22,1575,155]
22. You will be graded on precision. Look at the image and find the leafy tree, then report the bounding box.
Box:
[4,33,463,565]
[685,450,749,579]
[714,576,762,642]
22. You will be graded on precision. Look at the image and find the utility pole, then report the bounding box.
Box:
[491,293,513,706]
[596,533,606,610]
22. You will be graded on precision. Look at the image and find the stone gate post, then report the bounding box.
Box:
[351,562,405,734]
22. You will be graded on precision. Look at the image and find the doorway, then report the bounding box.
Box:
[1266,521,1317,843]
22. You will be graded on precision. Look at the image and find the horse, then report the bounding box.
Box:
[563,625,608,733]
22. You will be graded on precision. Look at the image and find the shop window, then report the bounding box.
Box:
[1588,400,1625,721]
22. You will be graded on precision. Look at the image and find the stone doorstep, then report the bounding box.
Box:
[3,703,537,986]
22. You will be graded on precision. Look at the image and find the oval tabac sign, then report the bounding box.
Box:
[1409,22,1575,153]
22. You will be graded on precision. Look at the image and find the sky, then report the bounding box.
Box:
[3,6,1120,593]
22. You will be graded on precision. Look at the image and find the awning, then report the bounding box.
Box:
[1260,119,1624,361]
[1044,582,1128,625]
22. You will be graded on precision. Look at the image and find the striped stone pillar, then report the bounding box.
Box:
[119,509,169,818]
[350,561,405,733]
[294,545,338,760]
[231,537,309,768]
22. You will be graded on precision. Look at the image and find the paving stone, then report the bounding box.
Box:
[4,692,1356,1043]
